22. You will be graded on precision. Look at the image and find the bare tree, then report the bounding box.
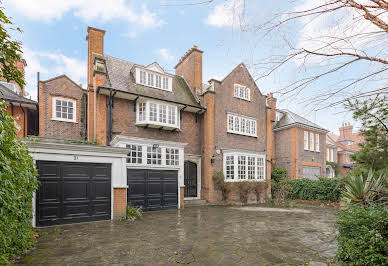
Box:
[185,0,388,109]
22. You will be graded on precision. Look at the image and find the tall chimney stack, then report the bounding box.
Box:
[175,45,203,95]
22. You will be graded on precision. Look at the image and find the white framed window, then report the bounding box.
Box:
[166,148,179,166]
[52,97,76,123]
[225,155,235,180]
[310,132,314,151]
[327,148,330,161]
[331,148,334,162]
[135,67,172,92]
[147,146,162,165]
[248,156,255,179]
[149,102,157,122]
[127,144,142,164]
[304,131,309,150]
[227,113,257,137]
[139,70,146,85]
[315,133,320,152]
[238,155,246,180]
[234,84,250,101]
[136,101,179,129]
[223,152,266,182]
[147,72,154,87]
[138,102,146,122]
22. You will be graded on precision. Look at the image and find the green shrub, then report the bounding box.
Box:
[271,168,287,183]
[250,181,269,203]
[284,177,343,202]
[235,182,251,203]
[336,206,388,265]
[122,204,143,222]
[213,171,232,201]
[0,100,39,263]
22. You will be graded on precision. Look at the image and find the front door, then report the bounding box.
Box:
[184,161,197,198]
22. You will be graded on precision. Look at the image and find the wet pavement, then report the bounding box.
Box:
[19,205,338,265]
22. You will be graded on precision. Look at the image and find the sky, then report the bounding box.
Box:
[4,0,380,134]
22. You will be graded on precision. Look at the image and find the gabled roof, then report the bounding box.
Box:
[273,109,328,132]
[101,55,203,108]
[0,82,37,106]
[40,74,83,90]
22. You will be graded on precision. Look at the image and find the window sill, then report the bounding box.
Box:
[227,131,257,138]
[224,179,266,182]
[126,163,180,169]
[51,118,77,123]
[233,96,251,102]
[136,122,180,131]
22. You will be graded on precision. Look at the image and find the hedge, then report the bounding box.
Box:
[0,99,38,263]
[284,177,344,202]
[336,206,388,265]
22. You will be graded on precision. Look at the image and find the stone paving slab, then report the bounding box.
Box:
[18,205,338,265]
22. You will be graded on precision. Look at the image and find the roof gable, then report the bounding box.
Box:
[274,109,328,132]
[145,62,165,74]
[40,74,83,90]
[219,63,262,96]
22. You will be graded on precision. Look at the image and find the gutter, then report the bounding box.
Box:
[20,103,26,137]
[97,86,206,111]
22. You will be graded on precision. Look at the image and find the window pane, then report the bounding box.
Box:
[149,103,157,121]
[56,111,61,118]
[225,155,234,180]
[257,157,264,180]
[68,102,73,108]
[238,155,246,180]
[68,114,73,120]
[248,157,255,179]
[159,105,167,123]
[56,106,61,112]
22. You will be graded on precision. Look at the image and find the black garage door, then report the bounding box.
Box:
[36,161,111,226]
[127,169,178,211]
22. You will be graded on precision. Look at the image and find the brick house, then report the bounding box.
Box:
[328,122,363,175]
[0,60,38,137]
[273,109,329,179]
[38,75,86,140]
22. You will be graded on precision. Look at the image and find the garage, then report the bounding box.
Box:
[127,169,178,211]
[36,161,111,226]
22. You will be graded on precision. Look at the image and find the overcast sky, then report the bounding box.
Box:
[4,0,366,134]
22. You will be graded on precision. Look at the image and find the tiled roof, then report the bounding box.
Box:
[102,55,203,108]
[0,82,37,105]
[274,109,328,132]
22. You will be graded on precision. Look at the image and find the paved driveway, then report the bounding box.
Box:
[19,205,338,265]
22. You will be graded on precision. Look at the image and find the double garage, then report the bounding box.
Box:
[28,139,181,227]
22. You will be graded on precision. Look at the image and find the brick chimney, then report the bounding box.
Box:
[266,93,277,189]
[339,122,354,141]
[86,26,106,143]
[175,45,203,95]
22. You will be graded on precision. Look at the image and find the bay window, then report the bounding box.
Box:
[223,152,266,181]
[137,101,179,129]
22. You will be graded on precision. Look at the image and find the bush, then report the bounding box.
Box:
[271,168,287,183]
[272,181,293,205]
[284,177,344,202]
[336,206,388,265]
[212,171,231,201]
[250,181,269,203]
[0,100,39,263]
[122,204,143,222]
[235,182,251,203]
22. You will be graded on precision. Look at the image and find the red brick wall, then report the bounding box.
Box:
[175,46,203,94]
[274,128,293,178]
[113,188,127,219]
[5,104,28,137]
[39,76,85,140]
[111,98,202,155]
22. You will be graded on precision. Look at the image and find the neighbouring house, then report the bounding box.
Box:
[326,137,338,178]
[328,122,363,175]
[273,109,329,180]
[0,60,38,137]
[38,75,87,140]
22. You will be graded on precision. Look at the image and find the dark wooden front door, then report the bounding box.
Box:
[127,169,178,211]
[36,161,111,226]
[184,161,197,198]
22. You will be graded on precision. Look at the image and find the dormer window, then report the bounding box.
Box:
[136,100,179,130]
[234,83,250,101]
[136,67,173,92]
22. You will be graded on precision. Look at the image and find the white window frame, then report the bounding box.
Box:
[315,133,320,152]
[227,113,257,137]
[327,148,330,161]
[304,131,309,150]
[135,67,173,92]
[166,148,179,166]
[233,83,251,101]
[147,146,162,165]
[52,97,76,123]
[223,152,266,182]
[331,148,334,162]
[136,100,180,129]
[126,144,143,164]
[310,132,314,151]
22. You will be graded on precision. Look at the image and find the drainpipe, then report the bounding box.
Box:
[37,72,40,136]
[10,103,14,116]
[20,103,26,137]
[84,93,88,140]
